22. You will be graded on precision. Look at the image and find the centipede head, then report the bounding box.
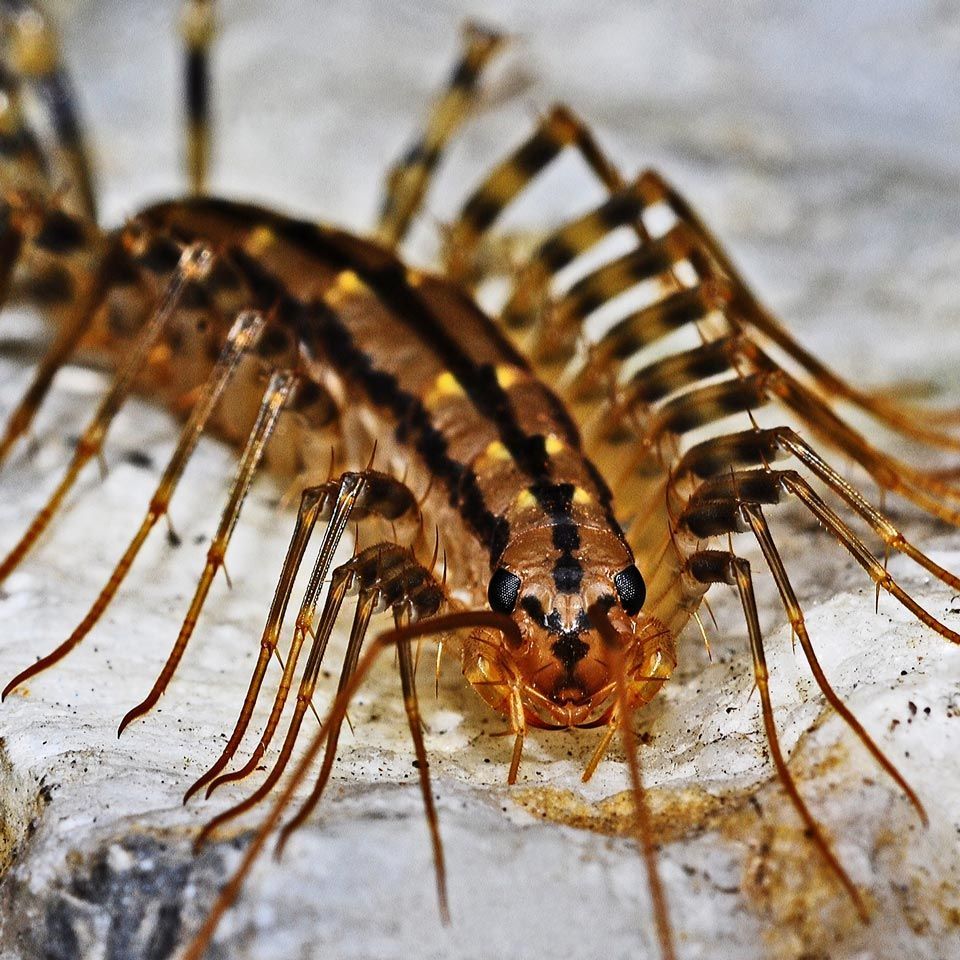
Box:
[467,530,676,728]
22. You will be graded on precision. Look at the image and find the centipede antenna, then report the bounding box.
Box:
[727,556,871,921]
[2,309,264,700]
[203,472,369,797]
[588,601,676,960]
[741,503,928,826]
[116,368,296,735]
[180,0,216,194]
[0,243,212,588]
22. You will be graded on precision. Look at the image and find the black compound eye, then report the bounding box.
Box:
[488,568,521,614]
[614,564,646,616]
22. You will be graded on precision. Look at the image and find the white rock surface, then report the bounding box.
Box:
[0,1,959,959]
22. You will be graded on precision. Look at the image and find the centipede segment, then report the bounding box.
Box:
[0,7,958,960]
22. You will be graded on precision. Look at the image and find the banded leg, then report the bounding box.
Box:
[0,60,48,195]
[0,242,213,582]
[180,0,215,194]
[687,550,870,920]
[2,0,96,219]
[195,541,443,846]
[375,21,507,249]
[116,368,297,734]
[636,169,960,451]
[1,309,266,699]
[184,469,420,802]
[444,104,630,285]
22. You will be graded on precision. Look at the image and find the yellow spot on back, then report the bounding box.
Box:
[544,434,565,455]
[572,486,592,505]
[246,225,274,255]
[515,489,537,510]
[337,270,366,294]
[483,440,511,462]
[406,268,424,287]
[424,370,465,409]
[495,365,522,389]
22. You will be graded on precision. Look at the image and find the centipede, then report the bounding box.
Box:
[0,3,958,958]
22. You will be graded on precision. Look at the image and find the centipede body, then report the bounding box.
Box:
[1,1,960,960]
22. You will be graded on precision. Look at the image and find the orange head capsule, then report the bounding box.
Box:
[466,528,676,729]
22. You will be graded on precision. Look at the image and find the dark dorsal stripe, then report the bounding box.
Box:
[144,197,626,566]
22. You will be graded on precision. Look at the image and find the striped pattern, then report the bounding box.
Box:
[139,198,632,606]
[376,22,506,249]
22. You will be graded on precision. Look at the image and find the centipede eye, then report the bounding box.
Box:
[614,564,646,616]
[488,567,521,614]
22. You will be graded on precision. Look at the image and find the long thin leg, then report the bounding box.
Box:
[375,21,507,249]
[444,104,628,284]
[116,368,297,734]
[196,583,374,849]
[638,169,960,451]
[774,428,960,591]
[740,502,927,823]
[182,610,519,960]
[4,0,96,219]
[187,470,422,801]
[779,472,960,645]
[180,0,215,194]
[0,242,212,583]
[688,550,869,919]
[181,484,325,803]
[0,208,112,467]
[1,309,265,699]
[200,471,375,797]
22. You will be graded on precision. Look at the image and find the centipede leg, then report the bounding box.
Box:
[740,501,927,823]
[0,62,49,195]
[375,21,507,249]
[687,550,870,920]
[3,0,96,219]
[115,368,297,735]
[779,473,960,645]
[0,242,212,582]
[180,0,215,194]
[638,169,960,450]
[181,483,325,803]
[197,470,419,798]
[2,309,265,699]
[0,223,127,467]
[444,104,629,285]
[195,579,374,848]
[184,609,527,960]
